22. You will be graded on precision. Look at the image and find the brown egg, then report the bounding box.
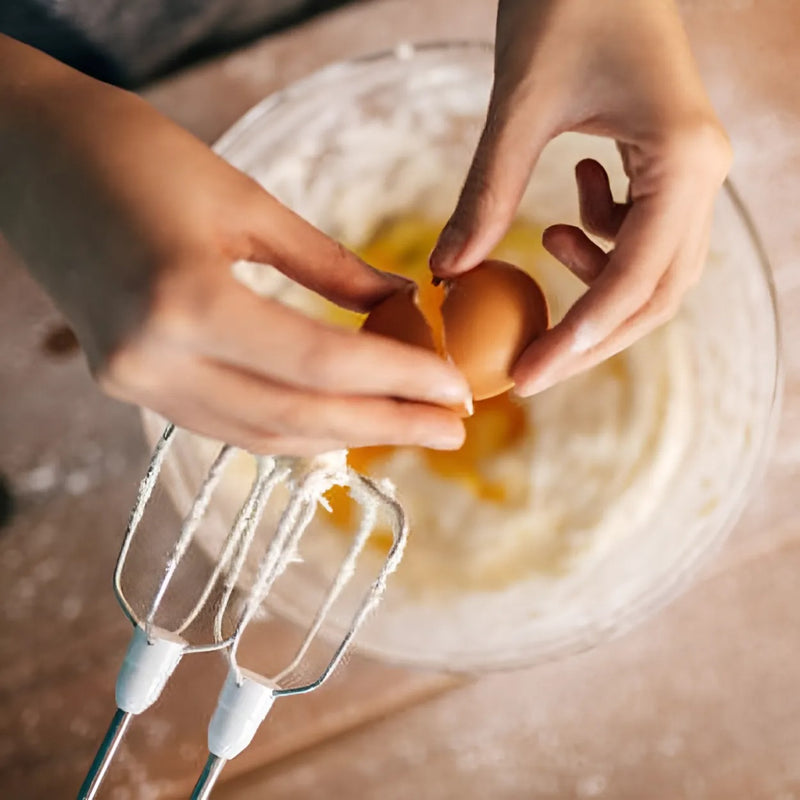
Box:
[361,286,437,352]
[441,260,549,400]
[362,260,549,405]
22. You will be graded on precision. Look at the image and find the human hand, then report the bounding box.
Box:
[430,0,731,395]
[0,36,470,454]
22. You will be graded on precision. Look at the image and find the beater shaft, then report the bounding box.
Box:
[76,709,132,800]
[76,429,408,800]
[191,754,228,800]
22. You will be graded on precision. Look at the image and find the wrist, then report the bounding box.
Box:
[0,34,94,125]
[0,35,115,242]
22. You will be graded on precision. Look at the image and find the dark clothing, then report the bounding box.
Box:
[1,0,350,86]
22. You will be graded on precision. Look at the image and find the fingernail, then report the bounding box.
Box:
[430,225,467,273]
[424,428,466,450]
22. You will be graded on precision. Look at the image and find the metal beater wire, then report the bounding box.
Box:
[210,458,290,642]
[272,475,378,684]
[274,472,408,697]
[113,423,176,624]
[145,445,236,635]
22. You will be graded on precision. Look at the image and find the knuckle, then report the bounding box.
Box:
[266,394,317,437]
[300,338,346,391]
[145,259,222,342]
[666,118,733,178]
[699,119,733,162]
[266,402,299,435]
[91,337,150,396]
[247,434,281,456]
[693,121,733,176]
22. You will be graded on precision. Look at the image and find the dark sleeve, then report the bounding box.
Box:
[0,1,127,86]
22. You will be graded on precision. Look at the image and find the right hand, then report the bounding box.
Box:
[0,36,469,455]
[430,0,731,396]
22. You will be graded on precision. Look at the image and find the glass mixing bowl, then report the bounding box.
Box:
[141,43,781,671]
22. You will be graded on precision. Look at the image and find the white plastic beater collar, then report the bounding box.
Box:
[115,626,185,715]
[207,667,278,760]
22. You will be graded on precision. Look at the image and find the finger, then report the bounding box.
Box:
[133,383,345,455]
[517,206,713,395]
[512,185,689,393]
[185,277,472,407]
[575,159,629,241]
[542,224,609,285]
[242,186,411,311]
[177,358,467,450]
[527,268,686,391]
[245,436,345,457]
[429,92,555,277]
[600,210,711,368]
[550,194,678,349]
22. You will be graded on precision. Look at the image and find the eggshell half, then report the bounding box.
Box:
[362,287,473,416]
[361,287,437,352]
[441,260,549,401]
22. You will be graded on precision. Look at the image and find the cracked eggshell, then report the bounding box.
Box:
[362,261,548,408]
[361,286,471,416]
[441,260,549,401]
[361,286,437,352]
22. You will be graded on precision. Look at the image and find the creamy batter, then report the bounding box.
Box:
[232,212,693,597]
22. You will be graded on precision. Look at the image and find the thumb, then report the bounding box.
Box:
[243,185,411,312]
[430,95,552,277]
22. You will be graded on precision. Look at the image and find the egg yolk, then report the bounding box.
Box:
[322,215,546,548]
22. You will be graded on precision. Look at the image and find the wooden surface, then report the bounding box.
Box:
[1,0,800,798]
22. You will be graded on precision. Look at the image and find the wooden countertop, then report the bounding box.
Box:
[2,1,799,798]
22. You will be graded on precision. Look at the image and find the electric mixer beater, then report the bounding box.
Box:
[77,423,408,799]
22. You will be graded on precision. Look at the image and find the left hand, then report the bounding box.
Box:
[430,0,732,395]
